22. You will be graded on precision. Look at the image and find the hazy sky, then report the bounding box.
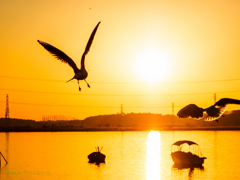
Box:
[1,0,240,120]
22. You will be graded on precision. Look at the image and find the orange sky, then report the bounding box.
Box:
[1,0,240,120]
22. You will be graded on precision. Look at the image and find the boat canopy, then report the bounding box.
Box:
[172,140,198,146]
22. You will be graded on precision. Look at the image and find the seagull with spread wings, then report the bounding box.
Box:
[177,98,240,122]
[38,21,101,91]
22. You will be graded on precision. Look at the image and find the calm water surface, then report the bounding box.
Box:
[0,130,239,180]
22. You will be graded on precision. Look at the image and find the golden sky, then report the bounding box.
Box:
[1,0,240,120]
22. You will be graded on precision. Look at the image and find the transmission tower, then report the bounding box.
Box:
[172,102,174,115]
[120,104,124,115]
[5,94,9,119]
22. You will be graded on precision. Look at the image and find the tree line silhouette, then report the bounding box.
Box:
[1,110,240,131]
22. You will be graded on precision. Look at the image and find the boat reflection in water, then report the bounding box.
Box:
[172,164,205,179]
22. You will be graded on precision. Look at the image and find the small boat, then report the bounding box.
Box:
[171,140,206,167]
[88,146,106,164]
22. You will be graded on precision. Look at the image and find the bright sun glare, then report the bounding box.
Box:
[135,48,171,83]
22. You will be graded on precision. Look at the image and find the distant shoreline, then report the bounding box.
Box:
[1,126,240,132]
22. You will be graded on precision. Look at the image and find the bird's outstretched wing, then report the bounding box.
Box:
[177,103,226,121]
[215,98,240,107]
[177,104,204,119]
[80,22,101,68]
[203,98,240,121]
[204,105,225,121]
[38,40,79,73]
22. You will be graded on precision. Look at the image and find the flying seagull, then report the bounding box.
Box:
[38,21,101,91]
[177,98,240,122]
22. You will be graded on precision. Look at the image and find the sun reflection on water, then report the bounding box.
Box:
[145,131,161,180]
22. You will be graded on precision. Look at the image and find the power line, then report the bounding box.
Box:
[0,75,63,82]
[1,75,240,84]
[0,87,240,96]
[0,101,183,108]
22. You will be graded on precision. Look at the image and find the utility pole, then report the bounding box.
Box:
[5,94,9,119]
[120,104,124,115]
[214,93,216,104]
[172,102,174,115]
[172,102,175,127]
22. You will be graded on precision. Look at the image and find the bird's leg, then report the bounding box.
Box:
[84,79,91,88]
[78,80,81,91]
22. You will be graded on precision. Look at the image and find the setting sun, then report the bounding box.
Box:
[135,48,171,83]
[1,0,240,121]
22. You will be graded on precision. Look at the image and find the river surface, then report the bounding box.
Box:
[0,130,239,180]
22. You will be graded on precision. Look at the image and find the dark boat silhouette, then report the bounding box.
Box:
[88,146,106,164]
[171,140,206,167]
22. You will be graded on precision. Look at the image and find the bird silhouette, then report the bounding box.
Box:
[38,21,101,91]
[177,98,240,122]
